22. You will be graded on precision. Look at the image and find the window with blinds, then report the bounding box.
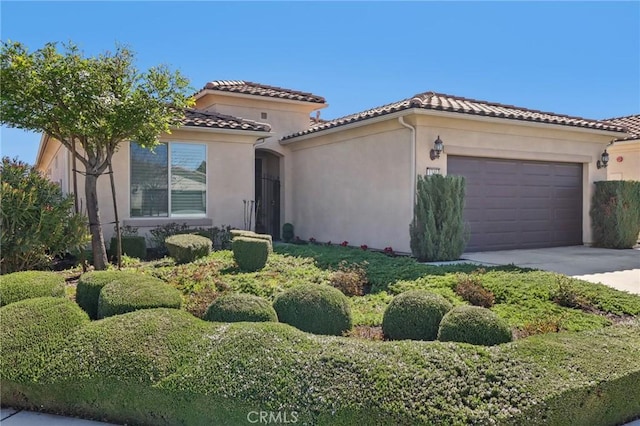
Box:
[130,142,206,217]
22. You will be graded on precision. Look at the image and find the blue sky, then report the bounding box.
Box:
[1,1,639,164]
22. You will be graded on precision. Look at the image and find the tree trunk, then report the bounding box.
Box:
[85,172,108,269]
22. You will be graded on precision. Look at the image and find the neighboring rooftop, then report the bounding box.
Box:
[603,114,640,140]
[197,80,326,104]
[282,91,628,140]
[181,109,271,132]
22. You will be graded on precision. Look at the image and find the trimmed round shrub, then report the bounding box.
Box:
[0,271,65,307]
[204,293,277,323]
[230,229,256,238]
[273,284,352,336]
[232,237,269,272]
[77,271,144,319]
[165,234,212,264]
[0,297,89,382]
[437,305,513,346]
[382,290,452,341]
[244,233,273,253]
[282,223,294,242]
[97,276,182,319]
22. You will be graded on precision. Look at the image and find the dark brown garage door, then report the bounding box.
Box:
[447,156,583,252]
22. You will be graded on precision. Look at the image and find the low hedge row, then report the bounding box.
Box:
[0,271,65,307]
[1,305,638,425]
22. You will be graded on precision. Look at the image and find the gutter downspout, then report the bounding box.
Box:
[398,116,417,207]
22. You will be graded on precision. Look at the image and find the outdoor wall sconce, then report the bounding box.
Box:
[430,135,444,160]
[596,149,609,169]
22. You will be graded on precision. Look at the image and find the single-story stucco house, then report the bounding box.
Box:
[603,114,640,181]
[35,80,633,253]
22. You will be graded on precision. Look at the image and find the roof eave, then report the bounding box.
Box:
[173,124,274,138]
[194,89,328,109]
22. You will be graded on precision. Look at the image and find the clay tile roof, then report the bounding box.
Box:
[282,91,627,141]
[181,109,271,132]
[199,80,326,104]
[602,114,640,140]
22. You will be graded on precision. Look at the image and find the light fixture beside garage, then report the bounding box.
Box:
[430,135,444,160]
[596,149,610,169]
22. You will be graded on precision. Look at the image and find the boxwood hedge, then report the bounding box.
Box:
[76,271,145,319]
[438,305,513,346]
[204,293,277,323]
[1,307,639,425]
[97,276,182,319]
[0,271,65,307]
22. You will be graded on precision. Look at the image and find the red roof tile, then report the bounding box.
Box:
[198,80,326,104]
[181,109,271,132]
[282,92,627,140]
[603,114,640,140]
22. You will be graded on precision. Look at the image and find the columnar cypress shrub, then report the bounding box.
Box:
[590,181,640,249]
[410,174,467,261]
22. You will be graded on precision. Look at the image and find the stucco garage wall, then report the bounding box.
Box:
[412,113,612,246]
[290,121,413,252]
[607,140,640,181]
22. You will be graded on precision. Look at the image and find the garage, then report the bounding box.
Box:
[447,156,583,252]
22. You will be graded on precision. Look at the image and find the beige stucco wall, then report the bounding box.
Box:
[285,111,617,252]
[607,140,640,181]
[38,129,258,245]
[289,120,413,251]
[195,92,325,230]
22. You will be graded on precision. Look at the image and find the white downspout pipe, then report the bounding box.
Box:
[398,116,417,207]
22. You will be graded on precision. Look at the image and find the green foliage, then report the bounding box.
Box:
[273,284,352,336]
[0,157,88,273]
[76,271,145,319]
[590,180,640,248]
[350,291,394,326]
[0,297,89,382]
[232,237,269,272]
[382,290,453,340]
[97,276,182,319]
[0,41,194,270]
[282,223,294,242]
[410,174,467,261]
[230,229,255,239]
[438,305,513,346]
[2,307,639,425]
[165,234,212,264]
[454,272,495,308]
[204,293,277,323]
[149,222,190,253]
[0,271,65,307]
[109,236,147,260]
[192,225,233,250]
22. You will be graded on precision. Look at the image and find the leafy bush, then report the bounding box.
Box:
[273,284,352,336]
[148,222,190,254]
[382,290,452,340]
[193,225,233,250]
[165,234,212,264]
[232,237,269,272]
[109,236,147,260]
[329,261,368,296]
[282,223,294,243]
[97,276,182,319]
[590,180,640,248]
[204,293,277,323]
[551,275,591,311]
[438,305,513,346]
[0,157,88,273]
[0,271,65,307]
[76,271,146,319]
[0,297,89,382]
[454,273,495,308]
[410,174,467,262]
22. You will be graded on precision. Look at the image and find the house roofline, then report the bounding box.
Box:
[171,124,274,139]
[194,89,328,110]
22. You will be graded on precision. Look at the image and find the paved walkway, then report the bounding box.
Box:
[462,246,640,295]
[1,408,116,425]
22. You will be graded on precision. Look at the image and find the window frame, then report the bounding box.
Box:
[129,141,208,219]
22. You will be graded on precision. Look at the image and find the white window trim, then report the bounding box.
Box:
[130,141,207,219]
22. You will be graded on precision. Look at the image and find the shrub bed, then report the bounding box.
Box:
[76,271,144,319]
[382,290,452,340]
[0,271,65,307]
[273,284,352,336]
[204,293,277,323]
[232,237,269,272]
[97,277,182,319]
[590,180,640,248]
[165,234,212,264]
[438,305,513,346]
[1,308,639,425]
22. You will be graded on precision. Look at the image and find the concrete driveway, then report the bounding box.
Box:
[462,246,640,295]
